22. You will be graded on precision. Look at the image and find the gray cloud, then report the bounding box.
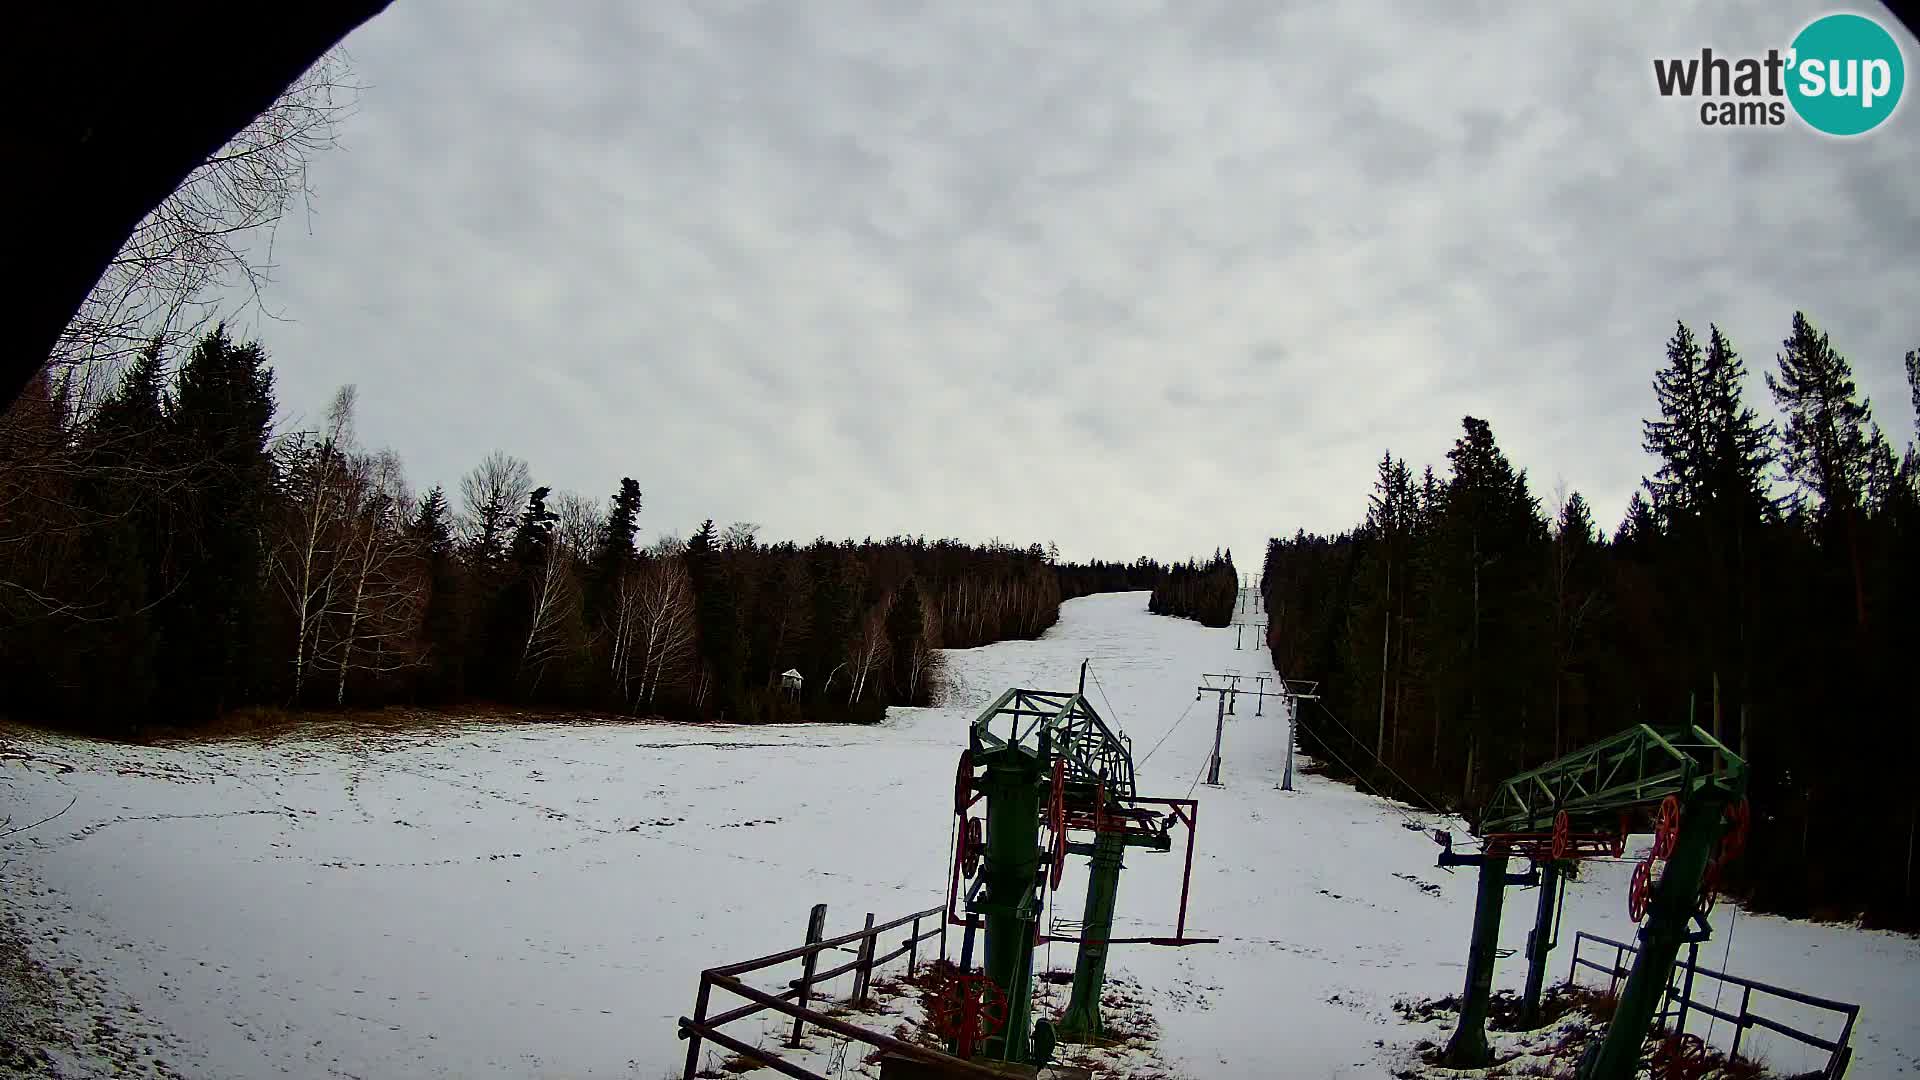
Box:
[229,0,1920,568]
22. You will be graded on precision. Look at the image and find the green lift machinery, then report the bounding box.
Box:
[1431,724,1750,1080]
[941,663,1215,1066]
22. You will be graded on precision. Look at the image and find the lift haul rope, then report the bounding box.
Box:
[1137,696,1198,769]
[1185,744,1211,799]
[1290,718,1432,835]
[1308,698,1450,820]
[1088,665,1124,736]
[1704,904,1740,1048]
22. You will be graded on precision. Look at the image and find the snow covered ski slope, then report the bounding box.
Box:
[2,592,1916,1078]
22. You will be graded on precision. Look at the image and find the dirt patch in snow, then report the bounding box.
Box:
[0,899,186,1080]
[1386,987,1800,1079]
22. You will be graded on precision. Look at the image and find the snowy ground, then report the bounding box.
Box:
[2,592,1916,1079]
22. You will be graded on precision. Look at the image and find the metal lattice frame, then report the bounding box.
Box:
[956,681,1214,1058]
[969,688,1136,804]
[1443,723,1751,1078]
[1478,724,1747,836]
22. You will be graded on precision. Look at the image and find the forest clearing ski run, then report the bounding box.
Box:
[2,592,1917,1079]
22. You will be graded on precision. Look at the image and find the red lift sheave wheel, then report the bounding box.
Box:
[1652,1032,1707,1073]
[961,816,984,878]
[1651,795,1681,860]
[1721,797,1750,861]
[1698,858,1721,918]
[930,972,1008,1060]
[1046,757,1068,890]
[1551,810,1571,861]
[954,749,975,818]
[1628,858,1654,922]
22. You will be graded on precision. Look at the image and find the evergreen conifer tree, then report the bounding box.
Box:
[159,324,277,718]
[586,477,641,626]
[410,486,465,699]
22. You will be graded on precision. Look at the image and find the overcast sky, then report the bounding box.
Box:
[226,1,1919,569]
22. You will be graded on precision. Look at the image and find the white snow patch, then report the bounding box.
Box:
[1,592,1915,1079]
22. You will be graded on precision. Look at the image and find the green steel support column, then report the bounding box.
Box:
[1443,852,1511,1067]
[1520,861,1561,1028]
[979,752,1042,1064]
[1580,796,1725,1080]
[1057,830,1126,1041]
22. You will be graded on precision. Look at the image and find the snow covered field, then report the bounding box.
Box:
[2,592,1916,1078]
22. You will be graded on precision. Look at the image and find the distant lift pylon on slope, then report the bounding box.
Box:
[944,660,1217,1067]
[1429,724,1749,1080]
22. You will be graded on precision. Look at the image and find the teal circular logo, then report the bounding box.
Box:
[1787,13,1905,136]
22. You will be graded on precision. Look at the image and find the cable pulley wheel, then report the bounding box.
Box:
[1652,795,1682,860]
[1628,858,1654,922]
[1697,858,1721,919]
[1721,797,1751,861]
[1047,761,1068,890]
[962,816,984,878]
[954,749,974,818]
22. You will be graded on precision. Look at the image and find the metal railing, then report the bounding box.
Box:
[1567,930,1860,1079]
[678,902,1006,1080]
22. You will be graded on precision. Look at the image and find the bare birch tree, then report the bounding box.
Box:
[270,385,357,701]
[551,491,605,562]
[906,594,943,704]
[846,600,892,704]
[53,53,362,405]
[457,451,533,567]
[313,448,425,704]
[518,525,581,694]
[628,554,697,711]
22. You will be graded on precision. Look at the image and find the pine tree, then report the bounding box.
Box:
[1643,321,1710,520]
[475,485,557,698]
[686,518,742,717]
[760,555,813,694]
[159,324,277,718]
[1549,491,1603,756]
[1898,348,1920,484]
[1699,326,1779,525]
[807,545,856,705]
[1613,490,1659,548]
[586,477,641,626]
[90,342,169,448]
[1355,451,1414,761]
[1433,416,1548,798]
[89,344,174,602]
[66,352,170,721]
[510,486,557,565]
[409,486,466,699]
[1767,312,1879,519]
[1767,312,1880,628]
[1907,348,1919,435]
[1676,325,1776,741]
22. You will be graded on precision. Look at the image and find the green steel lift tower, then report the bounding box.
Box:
[944,664,1213,1065]
[1432,724,1749,1080]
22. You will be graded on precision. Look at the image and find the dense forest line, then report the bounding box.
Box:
[1147,551,1239,626]
[1058,558,1167,601]
[0,327,1158,734]
[1262,312,1919,929]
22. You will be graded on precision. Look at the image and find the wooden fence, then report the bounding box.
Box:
[1567,930,1859,1078]
[677,903,1008,1080]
